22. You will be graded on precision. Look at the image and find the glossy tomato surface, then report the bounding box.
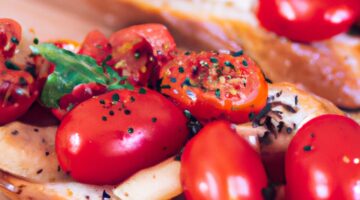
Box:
[0,68,38,125]
[78,30,112,65]
[160,51,268,124]
[56,88,189,185]
[257,0,360,42]
[181,121,268,200]
[286,114,360,200]
[0,18,21,60]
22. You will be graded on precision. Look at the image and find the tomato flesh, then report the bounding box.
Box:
[286,114,360,199]
[181,120,268,200]
[56,88,189,185]
[0,18,21,60]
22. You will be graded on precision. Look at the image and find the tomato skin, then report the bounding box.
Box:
[285,114,360,200]
[0,69,38,125]
[78,30,112,65]
[0,18,21,60]
[257,0,360,42]
[181,121,268,200]
[56,88,189,185]
[160,51,268,124]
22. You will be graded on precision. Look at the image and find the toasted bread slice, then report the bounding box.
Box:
[99,0,360,109]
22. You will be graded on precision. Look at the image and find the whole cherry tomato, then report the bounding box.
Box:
[0,18,21,60]
[0,68,38,124]
[160,51,268,124]
[286,114,360,199]
[181,120,268,200]
[56,88,189,185]
[257,0,360,42]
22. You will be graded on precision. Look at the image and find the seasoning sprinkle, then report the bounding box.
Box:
[184,110,191,119]
[152,117,157,123]
[303,145,312,151]
[286,127,293,134]
[224,61,235,69]
[295,95,299,105]
[36,169,43,174]
[127,127,134,134]
[102,116,107,121]
[33,38,39,44]
[232,50,244,57]
[112,93,120,102]
[99,99,105,104]
[19,77,28,86]
[102,190,111,200]
[134,52,141,59]
[215,89,221,99]
[242,60,248,67]
[109,110,114,116]
[170,77,177,83]
[161,85,171,89]
[178,66,185,73]
[124,109,131,115]
[139,88,147,94]
[184,51,191,56]
[130,96,136,102]
[210,57,218,63]
[11,37,19,45]
[11,130,19,136]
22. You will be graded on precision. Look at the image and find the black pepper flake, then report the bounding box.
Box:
[181,77,192,87]
[286,127,293,134]
[184,110,192,119]
[102,190,111,200]
[139,88,146,94]
[85,195,90,200]
[277,121,285,132]
[210,57,218,63]
[261,183,276,200]
[57,165,61,172]
[242,60,248,67]
[45,151,50,156]
[174,149,183,161]
[232,50,244,57]
[11,36,19,45]
[109,110,114,116]
[124,109,131,115]
[5,60,20,70]
[248,112,255,121]
[134,51,141,59]
[33,128,39,132]
[127,127,134,134]
[294,95,299,105]
[184,51,191,56]
[102,116,107,121]
[276,90,283,98]
[161,84,171,89]
[11,130,19,136]
[152,117,157,123]
[310,133,315,138]
[36,169,43,174]
[19,77,28,86]
[303,145,312,151]
[215,88,221,98]
[178,66,184,73]
[130,96,135,102]
[99,99,105,105]
[112,93,120,102]
[33,38,39,44]
[224,61,235,69]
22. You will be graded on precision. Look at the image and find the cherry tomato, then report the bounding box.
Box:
[0,68,38,124]
[286,114,360,199]
[181,120,268,200]
[56,88,189,185]
[0,18,21,60]
[109,24,176,87]
[257,0,360,42]
[78,30,112,65]
[160,51,268,124]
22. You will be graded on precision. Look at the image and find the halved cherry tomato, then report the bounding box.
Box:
[181,120,268,200]
[286,114,360,199]
[0,18,21,60]
[56,88,189,185]
[109,24,176,87]
[78,30,112,65]
[257,0,360,42]
[0,68,38,124]
[160,51,268,123]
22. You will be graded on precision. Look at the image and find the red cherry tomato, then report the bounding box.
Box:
[160,51,268,124]
[0,18,21,60]
[56,88,189,185]
[109,24,176,87]
[181,120,268,200]
[257,0,360,42]
[286,114,360,199]
[0,68,38,125]
[78,30,112,65]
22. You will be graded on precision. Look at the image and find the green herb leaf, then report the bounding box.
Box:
[31,43,133,108]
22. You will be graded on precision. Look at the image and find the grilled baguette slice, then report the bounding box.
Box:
[98,0,360,109]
